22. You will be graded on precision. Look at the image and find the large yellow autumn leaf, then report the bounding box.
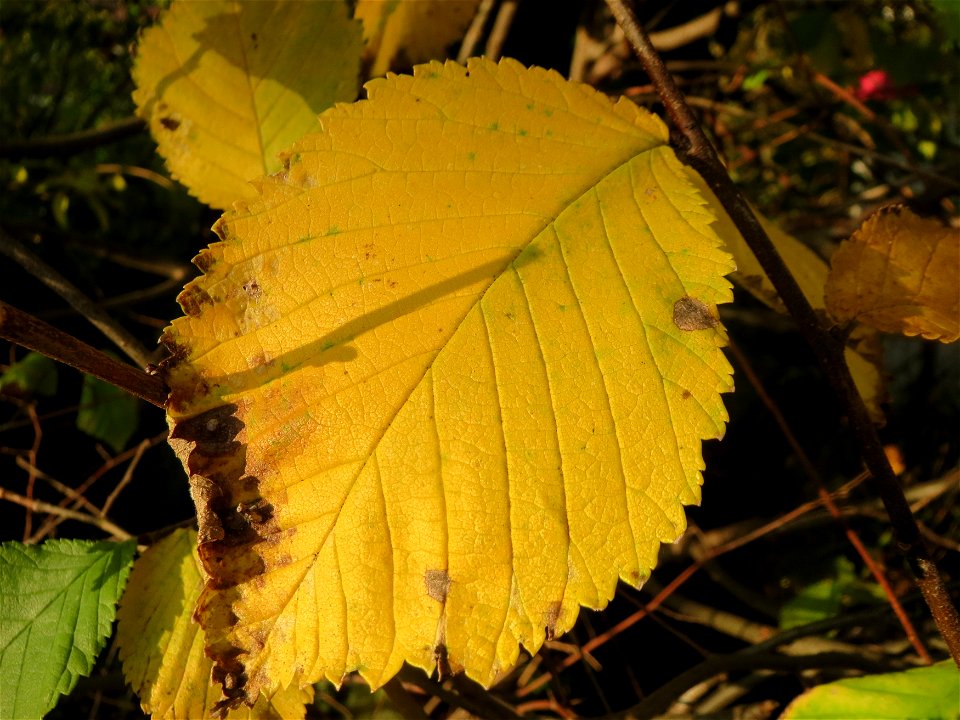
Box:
[133,0,362,209]
[162,58,735,710]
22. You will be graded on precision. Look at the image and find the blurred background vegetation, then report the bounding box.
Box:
[1,1,957,718]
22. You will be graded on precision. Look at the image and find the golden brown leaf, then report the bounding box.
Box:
[826,206,959,343]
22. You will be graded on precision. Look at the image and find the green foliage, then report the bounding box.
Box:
[782,661,960,720]
[779,557,885,630]
[0,351,58,397]
[77,373,139,452]
[0,539,136,719]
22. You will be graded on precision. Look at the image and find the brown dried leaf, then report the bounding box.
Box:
[826,206,959,343]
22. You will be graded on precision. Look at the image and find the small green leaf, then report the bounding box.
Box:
[0,351,58,397]
[779,557,885,630]
[742,69,770,91]
[77,374,139,452]
[0,539,136,720]
[782,661,960,720]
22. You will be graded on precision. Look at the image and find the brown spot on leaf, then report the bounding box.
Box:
[241,280,261,300]
[194,251,216,274]
[178,285,213,317]
[434,643,453,680]
[213,220,230,242]
[168,402,286,712]
[424,568,451,603]
[544,601,562,640]
[159,116,180,131]
[673,296,717,331]
[681,389,692,399]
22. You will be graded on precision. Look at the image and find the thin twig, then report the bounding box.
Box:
[604,0,960,664]
[611,652,890,720]
[0,301,168,407]
[0,228,153,368]
[383,678,430,720]
[625,93,960,189]
[484,0,518,61]
[94,163,175,190]
[727,338,931,662]
[397,667,522,720]
[30,430,168,542]
[458,0,497,63]
[100,438,150,517]
[15,456,104,517]
[0,485,132,540]
[0,116,145,158]
[22,403,43,541]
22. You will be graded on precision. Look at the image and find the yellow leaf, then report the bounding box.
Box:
[162,58,735,709]
[133,0,362,210]
[825,205,959,343]
[685,173,887,422]
[117,529,312,718]
[356,0,480,76]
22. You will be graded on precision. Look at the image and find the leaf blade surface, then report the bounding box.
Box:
[825,205,959,342]
[162,58,735,708]
[0,539,135,720]
[117,529,312,718]
[133,0,362,209]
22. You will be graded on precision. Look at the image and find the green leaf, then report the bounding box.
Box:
[782,661,960,720]
[0,351,58,397]
[76,374,139,452]
[779,557,885,630]
[931,0,960,45]
[0,539,136,720]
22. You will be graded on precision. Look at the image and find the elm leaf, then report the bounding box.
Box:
[825,205,959,343]
[782,661,960,720]
[117,529,312,719]
[162,58,736,709]
[133,0,363,209]
[0,539,135,720]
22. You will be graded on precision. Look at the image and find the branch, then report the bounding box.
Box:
[0,227,154,368]
[0,301,168,408]
[0,485,132,541]
[0,116,145,159]
[397,667,522,720]
[604,0,960,664]
[610,652,891,720]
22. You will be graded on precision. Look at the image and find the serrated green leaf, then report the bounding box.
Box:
[782,661,960,720]
[0,539,136,719]
[76,374,139,452]
[0,351,58,397]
